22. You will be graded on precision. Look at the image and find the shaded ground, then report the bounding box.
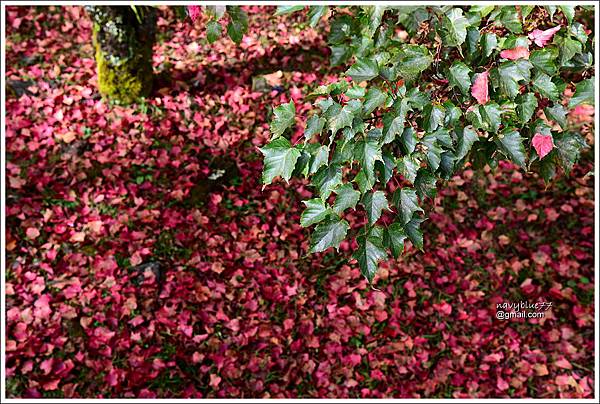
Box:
[4,6,595,398]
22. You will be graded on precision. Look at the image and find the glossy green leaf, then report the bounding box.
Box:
[354,227,387,282]
[448,62,472,95]
[346,58,379,82]
[300,198,331,227]
[384,222,408,259]
[260,137,301,185]
[495,129,526,167]
[568,78,594,108]
[310,218,350,253]
[332,183,360,214]
[270,101,296,138]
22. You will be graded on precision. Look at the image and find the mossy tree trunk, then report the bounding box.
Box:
[86,6,157,104]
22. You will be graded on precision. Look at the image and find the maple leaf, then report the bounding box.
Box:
[471,71,489,105]
[532,133,554,159]
[528,25,561,47]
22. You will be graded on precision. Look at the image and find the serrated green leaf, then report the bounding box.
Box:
[496,60,532,99]
[354,139,382,185]
[346,86,366,99]
[399,127,417,155]
[354,227,387,282]
[396,45,433,81]
[300,198,331,227]
[308,5,328,27]
[330,44,352,66]
[497,7,522,33]
[376,152,396,185]
[332,183,360,215]
[309,145,330,174]
[530,49,558,75]
[270,101,296,138]
[554,132,588,173]
[363,88,387,115]
[313,164,343,200]
[516,93,538,123]
[557,35,582,65]
[206,20,222,44]
[346,58,379,82]
[327,104,355,135]
[397,154,420,184]
[495,129,526,167]
[392,188,423,224]
[448,62,472,95]
[362,190,389,225]
[545,104,567,129]
[481,32,498,57]
[421,133,443,171]
[423,104,446,132]
[384,222,407,259]
[455,125,479,161]
[304,115,325,141]
[226,6,248,43]
[274,5,305,15]
[415,168,437,199]
[382,113,405,144]
[310,218,350,253]
[259,137,301,185]
[532,72,559,101]
[405,217,425,250]
[480,103,502,133]
[442,8,469,47]
[568,78,594,108]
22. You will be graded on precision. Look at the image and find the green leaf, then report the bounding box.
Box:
[399,127,417,155]
[206,20,222,44]
[442,8,469,47]
[362,190,389,225]
[354,139,383,186]
[309,145,330,174]
[327,104,355,135]
[270,101,296,139]
[382,113,405,144]
[496,60,532,99]
[554,132,588,173]
[310,218,350,253]
[530,49,558,75]
[415,168,437,199]
[364,6,386,38]
[405,217,425,250]
[497,7,522,33]
[313,164,343,200]
[346,86,366,99]
[304,115,325,141]
[532,73,559,101]
[421,133,443,171]
[397,154,420,184]
[423,104,446,132]
[226,6,248,44]
[396,45,433,81]
[332,184,360,215]
[495,129,526,167]
[383,222,407,259]
[568,78,594,108]
[514,93,537,124]
[481,32,498,57]
[274,5,305,15]
[259,137,301,185]
[448,62,472,95]
[480,103,502,133]
[545,104,567,129]
[354,227,387,282]
[363,88,387,115]
[300,198,331,227]
[557,35,582,65]
[330,44,352,66]
[392,188,423,224]
[307,6,328,27]
[377,152,396,185]
[455,125,479,161]
[346,58,379,82]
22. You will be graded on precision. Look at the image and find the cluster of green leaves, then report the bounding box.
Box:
[200,5,249,44]
[261,5,594,282]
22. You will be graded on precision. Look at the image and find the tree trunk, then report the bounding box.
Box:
[86,6,156,104]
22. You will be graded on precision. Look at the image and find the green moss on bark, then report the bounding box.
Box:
[88,6,156,104]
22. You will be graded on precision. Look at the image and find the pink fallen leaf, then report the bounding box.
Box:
[471,71,489,105]
[555,357,573,369]
[187,6,202,22]
[26,227,40,240]
[528,26,561,47]
[69,231,86,242]
[532,133,554,159]
[497,376,509,391]
[500,46,530,60]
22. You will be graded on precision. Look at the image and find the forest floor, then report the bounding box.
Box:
[4,6,595,398]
